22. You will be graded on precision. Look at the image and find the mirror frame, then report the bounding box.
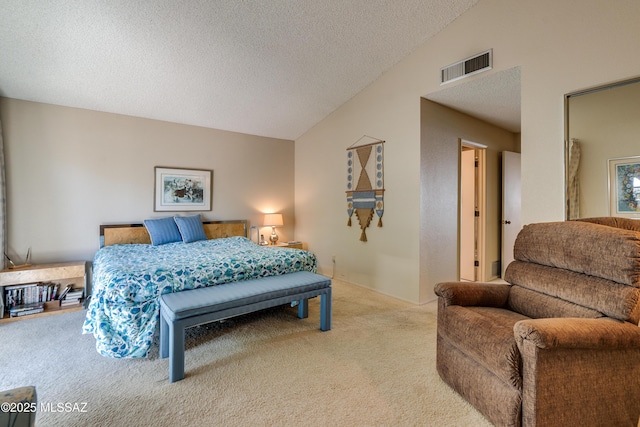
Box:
[564,75,640,220]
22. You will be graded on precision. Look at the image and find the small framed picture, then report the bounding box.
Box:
[608,156,640,218]
[154,167,212,212]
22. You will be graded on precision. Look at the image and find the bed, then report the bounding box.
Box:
[82,220,317,358]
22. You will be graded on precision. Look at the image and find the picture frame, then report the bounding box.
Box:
[608,156,640,218]
[154,167,212,212]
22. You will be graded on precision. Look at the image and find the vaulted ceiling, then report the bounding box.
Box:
[0,1,522,140]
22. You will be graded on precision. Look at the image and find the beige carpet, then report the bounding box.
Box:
[0,279,491,426]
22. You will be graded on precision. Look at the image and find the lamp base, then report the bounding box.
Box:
[269,227,279,245]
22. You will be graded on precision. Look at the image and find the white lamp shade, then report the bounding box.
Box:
[263,213,283,227]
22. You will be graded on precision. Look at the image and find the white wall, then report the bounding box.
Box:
[295,0,640,303]
[0,98,295,264]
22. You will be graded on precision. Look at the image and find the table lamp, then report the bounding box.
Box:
[263,213,283,245]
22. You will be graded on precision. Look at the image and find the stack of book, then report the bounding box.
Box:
[59,286,83,308]
[9,301,44,317]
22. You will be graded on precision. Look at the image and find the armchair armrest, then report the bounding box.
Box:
[514,317,640,349]
[434,281,511,308]
[516,318,640,426]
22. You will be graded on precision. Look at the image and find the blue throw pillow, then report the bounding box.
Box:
[143,217,183,246]
[174,215,207,243]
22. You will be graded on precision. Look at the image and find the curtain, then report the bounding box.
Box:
[568,139,581,219]
[0,118,6,269]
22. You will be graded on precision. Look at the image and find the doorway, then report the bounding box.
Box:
[459,140,486,281]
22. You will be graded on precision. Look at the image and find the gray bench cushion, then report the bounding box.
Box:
[160,271,331,321]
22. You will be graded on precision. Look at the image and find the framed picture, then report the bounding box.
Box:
[608,156,640,218]
[154,167,212,212]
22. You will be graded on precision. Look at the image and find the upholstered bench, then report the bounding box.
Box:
[159,271,332,382]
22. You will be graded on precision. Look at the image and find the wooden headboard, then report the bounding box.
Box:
[100,220,248,247]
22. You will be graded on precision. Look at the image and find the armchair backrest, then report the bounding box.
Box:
[575,216,640,232]
[504,220,640,324]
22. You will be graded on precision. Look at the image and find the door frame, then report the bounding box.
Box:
[459,139,487,281]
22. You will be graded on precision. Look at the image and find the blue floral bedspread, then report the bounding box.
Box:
[82,237,316,358]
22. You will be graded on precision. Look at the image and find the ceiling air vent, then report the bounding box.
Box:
[440,49,492,85]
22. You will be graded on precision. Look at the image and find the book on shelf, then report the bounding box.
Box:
[9,302,44,317]
[60,288,83,307]
[57,284,73,301]
[60,288,84,307]
[60,299,82,307]
[4,283,37,308]
[63,289,83,300]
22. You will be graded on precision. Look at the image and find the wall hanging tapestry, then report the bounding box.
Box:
[346,136,385,242]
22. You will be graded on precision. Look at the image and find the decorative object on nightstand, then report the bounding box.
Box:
[249,226,269,246]
[263,213,283,245]
[4,248,32,270]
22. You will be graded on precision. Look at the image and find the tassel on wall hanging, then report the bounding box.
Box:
[346,135,385,242]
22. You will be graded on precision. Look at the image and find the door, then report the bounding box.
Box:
[460,148,476,281]
[459,141,486,282]
[501,151,521,277]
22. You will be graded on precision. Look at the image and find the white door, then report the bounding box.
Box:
[501,151,521,278]
[460,148,476,281]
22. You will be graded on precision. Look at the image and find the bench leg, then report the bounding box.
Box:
[320,288,332,331]
[169,322,185,383]
[160,311,169,359]
[297,299,309,319]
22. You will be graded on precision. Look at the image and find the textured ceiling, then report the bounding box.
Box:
[0,1,523,141]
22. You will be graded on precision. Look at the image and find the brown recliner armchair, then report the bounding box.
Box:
[435,219,640,427]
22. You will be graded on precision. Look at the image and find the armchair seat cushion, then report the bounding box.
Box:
[439,304,529,390]
[507,284,604,320]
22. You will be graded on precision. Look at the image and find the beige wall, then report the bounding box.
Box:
[0,98,295,264]
[568,80,640,218]
[295,0,640,303]
[294,81,421,302]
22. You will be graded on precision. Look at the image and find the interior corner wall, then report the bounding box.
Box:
[420,99,518,299]
[0,98,295,264]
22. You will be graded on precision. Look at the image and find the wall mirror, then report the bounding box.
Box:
[565,76,640,220]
